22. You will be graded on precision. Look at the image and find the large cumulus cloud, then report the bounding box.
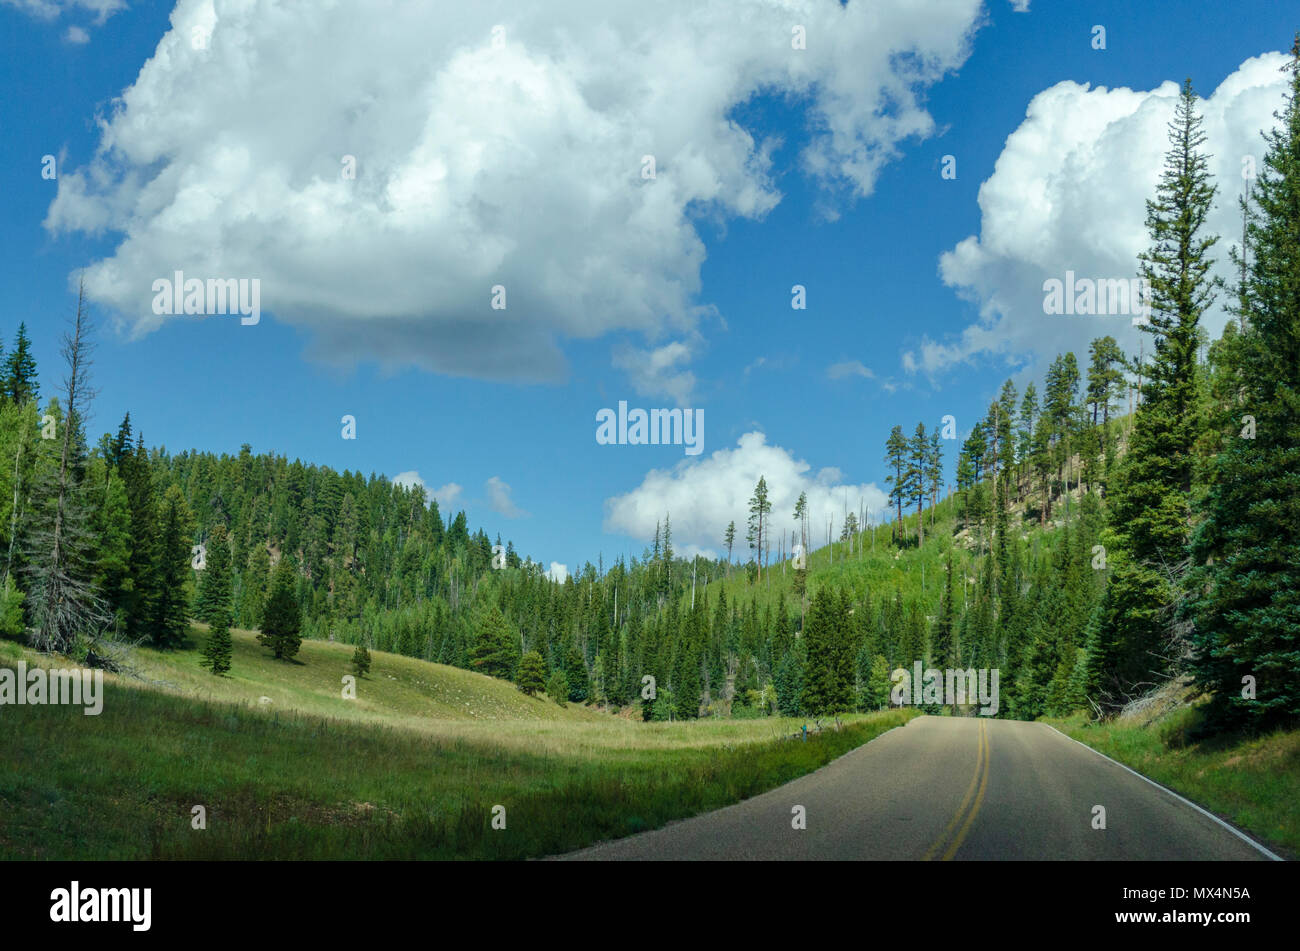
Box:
[603,431,890,559]
[46,0,983,381]
[915,52,1291,379]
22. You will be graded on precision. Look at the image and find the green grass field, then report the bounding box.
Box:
[0,632,915,859]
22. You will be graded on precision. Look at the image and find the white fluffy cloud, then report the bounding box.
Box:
[392,471,462,509]
[485,475,526,519]
[603,431,890,558]
[914,53,1290,380]
[3,0,123,23]
[47,0,983,383]
[613,336,702,406]
[827,359,873,380]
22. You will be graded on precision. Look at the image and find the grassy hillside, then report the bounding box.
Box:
[0,635,916,859]
[126,624,606,727]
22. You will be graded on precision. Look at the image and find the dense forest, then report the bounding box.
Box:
[3,51,1297,737]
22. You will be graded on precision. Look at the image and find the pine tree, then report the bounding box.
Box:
[240,544,271,629]
[150,485,195,649]
[564,640,589,702]
[931,555,957,670]
[884,425,909,542]
[259,558,303,661]
[801,588,855,715]
[469,605,520,679]
[89,465,132,635]
[672,599,703,718]
[926,428,944,521]
[1187,41,1300,731]
[908,423,928,545]
[746,476,771,581]
[122,436,160,640]
[201,607,234,675]
[351,638,371,677]
[546,669,569,707]
[1091,78,1221,710]
[194,523,233,624]
[791,491,809,599]
[516,649,546,695]
[3,322,38,406]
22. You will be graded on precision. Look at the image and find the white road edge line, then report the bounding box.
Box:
[1041,723,1283,862]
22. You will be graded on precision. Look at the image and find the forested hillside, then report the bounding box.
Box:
[3,50,1297,739]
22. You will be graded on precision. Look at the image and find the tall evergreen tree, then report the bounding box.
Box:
[3,322,38,406]
[259,558,303,661]
[802,587,855,715]
[469,605,520,679]
[516,649,546,695]
[884,425,909,542]
[195,523,233,625]
[1187,42,1300,731]
[201,606,233,675]
[1091,78,1222,710]
[908,423,928,544]
[746,476,771,580]
[150,485,195,649]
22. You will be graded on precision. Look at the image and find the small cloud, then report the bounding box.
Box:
[547,562,569,583]
[393,470,426,493]
[393,471,461,509]
[826,360,874,381]
[613,337,699,407]
[64,25,90,44]
[1010,0,1031,10]
[7,1,127,26]
[485,476,527,519]
[431,482,462,508]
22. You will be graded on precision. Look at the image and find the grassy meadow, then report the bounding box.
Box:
[0,631,915,860]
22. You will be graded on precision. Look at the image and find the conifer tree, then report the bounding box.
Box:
[516,649,546,695]
[1188,41,1300,731]
[1091,78,1222,710]
[469,605,519,679]
[259,558,303,661]
[563,640,589,702]
[802,587,855,715]
[546,669,568,707]
[122,435,160,639]
[3,322,38,406]
[195,523,233,625]
[201,606,233,675]
[884,425,909,541]
[351,637,371,678]
[908,423,928,545]
[150,485,195,649]
[746,476,771,581]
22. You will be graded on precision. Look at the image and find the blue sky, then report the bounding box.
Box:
[1,0,1293,574]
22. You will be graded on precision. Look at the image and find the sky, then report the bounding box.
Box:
[1,0,1295,578]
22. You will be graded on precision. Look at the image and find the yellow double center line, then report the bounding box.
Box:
[922,719,990,861]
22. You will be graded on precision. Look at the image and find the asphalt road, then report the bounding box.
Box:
[556,715,1279,860]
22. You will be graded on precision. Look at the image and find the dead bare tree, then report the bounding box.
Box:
[25,278,114,661]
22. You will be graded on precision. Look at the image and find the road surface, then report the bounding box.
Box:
[557,715,1278,860]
